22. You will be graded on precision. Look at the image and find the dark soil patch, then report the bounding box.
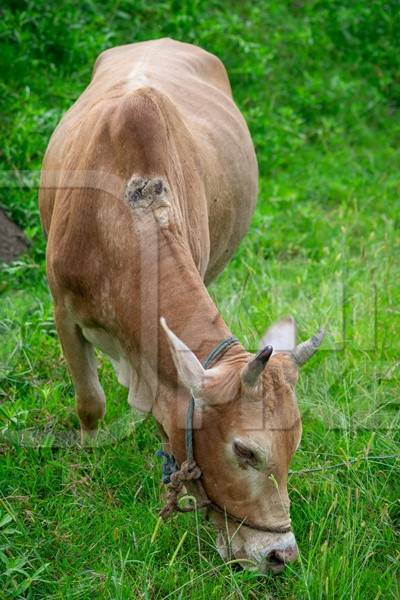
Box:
[0,208,28,264]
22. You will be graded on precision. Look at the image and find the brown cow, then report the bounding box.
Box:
[39,38,323,573]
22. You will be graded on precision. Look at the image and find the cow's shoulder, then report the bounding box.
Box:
[104,87,178,175]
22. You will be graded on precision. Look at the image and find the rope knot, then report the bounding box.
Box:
[159,460,203,520]
[179,460,202,481]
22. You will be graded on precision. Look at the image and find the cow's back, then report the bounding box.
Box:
[40,38,258,283]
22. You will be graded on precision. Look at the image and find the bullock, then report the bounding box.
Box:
[39,38,323,573]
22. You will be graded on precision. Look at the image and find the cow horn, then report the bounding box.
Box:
[242,345,273,386]
[292,328,324,366]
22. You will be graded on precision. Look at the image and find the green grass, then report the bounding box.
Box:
[1,1,399,598]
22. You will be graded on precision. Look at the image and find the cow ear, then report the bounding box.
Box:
[160,318,205,395]
[260,316,296,352]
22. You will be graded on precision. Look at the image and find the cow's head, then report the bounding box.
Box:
[161,317,323,574]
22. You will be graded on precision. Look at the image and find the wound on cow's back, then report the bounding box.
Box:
[125,175,172,226]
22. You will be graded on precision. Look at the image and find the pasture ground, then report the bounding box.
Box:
[0,1,399,598]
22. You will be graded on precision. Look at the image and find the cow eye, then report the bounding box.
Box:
[233,440,258,465]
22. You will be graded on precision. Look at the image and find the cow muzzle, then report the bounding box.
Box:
[216,529,299,574]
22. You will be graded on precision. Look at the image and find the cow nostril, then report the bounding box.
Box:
[269,550,285,564]
[266,550,286,573]
[267,545,299,569]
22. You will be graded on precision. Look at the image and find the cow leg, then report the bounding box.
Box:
[54,306,106,441]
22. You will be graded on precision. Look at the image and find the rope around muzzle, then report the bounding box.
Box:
[158,337,238,521]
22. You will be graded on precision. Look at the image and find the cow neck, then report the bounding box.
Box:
[156,225,241,381]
